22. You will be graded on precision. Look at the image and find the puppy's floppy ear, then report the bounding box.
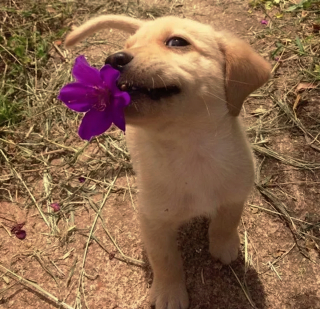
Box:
[217,33,271,116]
[65,15,144,48]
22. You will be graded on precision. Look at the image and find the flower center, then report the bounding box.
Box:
[93,87,111,112]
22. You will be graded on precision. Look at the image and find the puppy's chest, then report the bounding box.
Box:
[138,140,227,197]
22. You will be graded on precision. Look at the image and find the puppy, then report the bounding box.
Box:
[65,15,271,309]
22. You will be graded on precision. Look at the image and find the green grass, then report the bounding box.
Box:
[0,1,79,126]
[249,0,320,11]
[0,0,177,127]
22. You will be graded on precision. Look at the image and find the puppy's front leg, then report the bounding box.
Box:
[209,202,244,265]
[140,216,189,309]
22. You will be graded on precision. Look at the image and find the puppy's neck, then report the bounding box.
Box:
[127,110,237,147]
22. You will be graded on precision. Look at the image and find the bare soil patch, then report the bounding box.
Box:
[1,0,319,308]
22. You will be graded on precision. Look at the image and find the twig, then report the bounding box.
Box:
[252,144,320,169]
[34,253,58,285]
[265,181,320,187]
[53,42,67,60]
[229,266,257,309]
[248,204,313,225]
[255,184,295,228]
[126,171,137,212]
[259,244,296,275]
[274,98,319,145]
[268,262,282,280]
[0,43,23,65]
[75,168,121,308]
[0,265,73,309]
[0,149,50,227]
[86,198,144,266]
[66,257,78,287]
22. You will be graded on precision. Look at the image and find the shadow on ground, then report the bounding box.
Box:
[143,217,266,309]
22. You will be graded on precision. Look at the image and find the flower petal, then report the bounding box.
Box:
[113,91,131,108]
[110,92,131,132]
[58,83,98,112]
[100,65,120,92]
[78,109,113,141]
[50,203,61,212]
[15,230,26,240]
[72,55,102,86]
[111,107,126,132]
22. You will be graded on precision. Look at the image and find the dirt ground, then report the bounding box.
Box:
[0,0,319,309]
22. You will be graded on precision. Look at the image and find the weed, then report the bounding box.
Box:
[0,1,78,126]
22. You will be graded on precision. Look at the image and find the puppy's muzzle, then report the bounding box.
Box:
[105,52,133,71]
[105,51,180,100]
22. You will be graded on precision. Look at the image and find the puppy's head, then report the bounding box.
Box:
[65,15,271,125]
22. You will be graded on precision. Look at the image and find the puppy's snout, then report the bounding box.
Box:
[105,52,133,71]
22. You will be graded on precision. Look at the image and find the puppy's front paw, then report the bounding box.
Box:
[209,231,240,264]
[150,279,189,309]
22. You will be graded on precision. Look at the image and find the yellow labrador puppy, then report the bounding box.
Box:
[65,15,270,309]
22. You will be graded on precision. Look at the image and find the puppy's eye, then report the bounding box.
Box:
[166,37,190,47]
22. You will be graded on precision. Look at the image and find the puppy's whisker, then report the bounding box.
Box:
[226,78,254,85]
[206,90,252,113]
[152,77,155,89]
[205,91,228,104]
[200,94,211,117]
[157,75,167,89]
[176,79,182,88]
[210,74,257,86]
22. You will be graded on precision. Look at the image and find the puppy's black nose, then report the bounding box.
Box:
[105,52,133,70]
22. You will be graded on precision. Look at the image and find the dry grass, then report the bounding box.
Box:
[0,0,319,308]
[0,0,177,307]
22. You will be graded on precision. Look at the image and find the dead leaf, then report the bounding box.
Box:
[2,276,10,284]
[54,40,62,46]
[281,38,292,44]
[251,107,267,115]
[293,94,301,111]
[305,239,316,250]
[272,249,286,259]
[312,24,320,33]
[296,82,317,92]
[46,6,56,14]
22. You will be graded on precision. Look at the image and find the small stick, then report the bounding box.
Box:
[75,169,121,307]
[126,171,137,212]
[259,243,296,275]
[229,266,257,309]
[0,265,73,309]
[248,204,313,225]
[0,43,23,65]
[86,198,144,266]
[268,262,282,280]
[0,149,50,227]
[53,42,67,61]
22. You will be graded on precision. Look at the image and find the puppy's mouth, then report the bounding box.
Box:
[118,83,180,101]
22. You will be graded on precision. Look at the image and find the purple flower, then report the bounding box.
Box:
[261,20,268,25]
[79,176,85,183]
[11,223,26,240]
[58,56,130,141]
[50,203,60,212]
